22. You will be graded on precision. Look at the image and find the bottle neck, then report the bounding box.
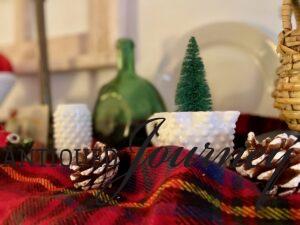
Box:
[117,46,135,76]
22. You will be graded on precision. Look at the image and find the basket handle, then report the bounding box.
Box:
[282,0,300,30]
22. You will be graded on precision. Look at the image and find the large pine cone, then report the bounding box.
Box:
[69,142,119,191]
[235,132,300,196]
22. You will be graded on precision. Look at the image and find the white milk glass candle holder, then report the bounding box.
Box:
[146,111,240,160]
[53,104,92,162]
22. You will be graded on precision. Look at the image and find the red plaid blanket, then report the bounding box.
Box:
[0,147,299,225]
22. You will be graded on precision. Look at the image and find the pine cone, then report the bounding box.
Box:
[235,132,300,196]
[69,142,119,191]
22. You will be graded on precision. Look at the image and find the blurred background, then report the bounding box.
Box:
[0,0,282,121]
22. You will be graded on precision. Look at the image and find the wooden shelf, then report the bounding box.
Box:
[0,0,118,75]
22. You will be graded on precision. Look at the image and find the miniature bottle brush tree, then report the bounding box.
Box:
[175,36,212,112]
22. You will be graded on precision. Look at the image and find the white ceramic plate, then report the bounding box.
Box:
[0,73,15,104]
[155,22,279,117]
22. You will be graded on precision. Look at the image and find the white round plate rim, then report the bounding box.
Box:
[155,22,279,117]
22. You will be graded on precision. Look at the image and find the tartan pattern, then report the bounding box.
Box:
[0,147,299,225]
[235,114,287,136]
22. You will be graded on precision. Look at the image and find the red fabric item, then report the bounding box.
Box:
[236,114,287,136]
[0,147,299,225]
[0,126,10,148]
[234,114,288,148]
[0,54,13,72]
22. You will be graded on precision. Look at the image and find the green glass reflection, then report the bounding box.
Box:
[93,39,166,146]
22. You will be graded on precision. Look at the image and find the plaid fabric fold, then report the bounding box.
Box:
[0,147,299,225]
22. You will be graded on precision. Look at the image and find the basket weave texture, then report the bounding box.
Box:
[273,0,300,131]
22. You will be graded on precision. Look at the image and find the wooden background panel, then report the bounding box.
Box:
[0,0,15,45]
[45,0,89,38]
[0,0,117,75]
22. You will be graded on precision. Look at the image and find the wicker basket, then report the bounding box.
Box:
[273,0,300,131]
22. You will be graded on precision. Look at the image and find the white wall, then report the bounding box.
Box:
[136,0,281,77]
[0,0,117,120]
[0,0,282,119]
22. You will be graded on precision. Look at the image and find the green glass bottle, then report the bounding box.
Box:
[93,38,166,146]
